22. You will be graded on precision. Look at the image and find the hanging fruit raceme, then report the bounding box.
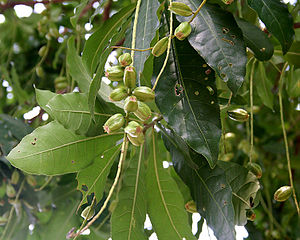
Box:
[174,22,192,40]
[109,87,128,102]
[274,186,292,202]
[118,53,132,67]
[134,101,152,121]
[247,163,262,179]
[81,206,94,220]
[246,209,256,221]
[185,200,197,213]
[124,96,138,112]
[105,66,124,81]
[133,86,155,102]
[103,113,125,133]
[169,2,193,17]
[152,37,168,57]
[123,66,137,88]
[227,108,249,122]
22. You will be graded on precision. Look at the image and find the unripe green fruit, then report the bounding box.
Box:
[152,37,168,57]
[55,82,68,91]
[169,2,193,17]
[134,101,152,121]
[227,108,249,122]
[6,184,16,198]
[38,46,47,57]
[124,121,143,137]
[109,87,128,101]
[103,113,125,133]
[36,66,45,78]
[105,66,124,81]
[118,53,132,67]
[274,186,292,202]
[123,66,137,88]
[224,132,236,141]
[185,200,197,213]
[54,76,67,84]
[81,206,94,220]
[246,209,256,221]
[246,162,262,179]
[26,175,37,187]
[124,96,138,112]
[11,170,20,185]
[127,133,144,146]
[49,28,59,38]
[132,86,155,102]
[174,22,192,40]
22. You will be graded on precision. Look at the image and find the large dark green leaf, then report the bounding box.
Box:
[161,126,236,240]
[177,0,247,94]
[77,145,121,206]
[235,18,274,61]
[146,131,196,240]
[7,121,123,175]
[155,38,221,168]
[111,145,147,240]
[218,161,260,225]
[248,0,294,54]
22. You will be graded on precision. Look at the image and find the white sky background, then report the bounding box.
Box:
[0,0,298,239]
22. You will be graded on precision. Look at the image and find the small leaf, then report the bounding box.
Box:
[35,88,57,118]
[7,121,123,175]
[254,62,274,110]
[235,18,274,61]
[146,131,196,240]
[111,145,147,240]
[77,145,121,206]
[247,0,294,54]
[177,0,247,94]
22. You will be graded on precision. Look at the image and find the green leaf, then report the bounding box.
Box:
[82,4,135,74]
[146,131,196,240]
[286,66,300,97]
[218,161,260,225]
[281,42,300,67]
[161,127,236,240]
[155,38,221,168]
[254,62,274,110]
[35,88,56,118]
[7,121,123,175]
[247,0,294,54]
[47,92,111,136]
[77,144,121,206]
[111,145,147,240]
[177,1,247,94]
[235,18,274,61]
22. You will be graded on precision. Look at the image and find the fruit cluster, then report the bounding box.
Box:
[103,53,155,146]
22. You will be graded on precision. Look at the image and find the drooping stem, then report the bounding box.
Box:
[111,46,153,52]
[131,0,142,65]
[278,62,300,216]
[249,59,256,163]
[152,0,173,91]
[188,0,207,24]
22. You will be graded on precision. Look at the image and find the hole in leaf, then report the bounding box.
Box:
[205,69,211,75]
[195,91,199,96]
[221,38,234,46]
[81,185,88,192]
[174,83,184,96]
[228,63,233,67]
[206,86,214,95]
[222,27,230,34]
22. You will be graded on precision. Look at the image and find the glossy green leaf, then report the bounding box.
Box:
[7,121,123,175]
[218,161,260,225]
[155,38,221,168]
[235,18,274,61]
[161,126,236,240]
[254,62,274,110]
[111,145,147,240]
[77,145,121,206]
[177,0,247,94]
[146,131,196,240]
[286,66,300,97]
[282,42,300,67]
[248,0,294,54]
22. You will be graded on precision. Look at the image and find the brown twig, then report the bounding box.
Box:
[78,0,99,20]
[143,116,163,134]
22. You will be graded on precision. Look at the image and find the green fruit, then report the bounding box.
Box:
[227,108,249,122]
[127,133,144,146]
[105,66,124,81]
[38,46,47,57]
[123,66,136,88]
[274,186,292,202]
[185,200,197,213]
[152,37,168,57]
[132,86,155,102]
[81,206,94,220]
[54,76,67,84]
[49,28,59,38]
[246,162,262,179]
[134,101,152,121]
[169,2,193,17]
[26,175,37,187]
[36,66,45,78]
[174,22,192,40]
[11,170,20,185]
[124,96,138,112]
[103,113,125,133]
[6,184,16,198]
[124,121,143,137]
[118,53,132,67]
[109,87,128,101]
